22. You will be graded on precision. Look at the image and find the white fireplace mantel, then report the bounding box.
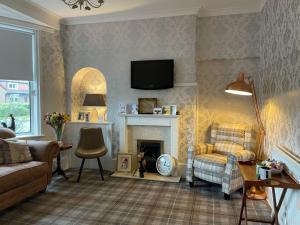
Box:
[119,114,180,160]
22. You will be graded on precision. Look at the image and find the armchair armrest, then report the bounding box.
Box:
[186,143,214,182]
[197,143,214,155]
[230,149,255,162]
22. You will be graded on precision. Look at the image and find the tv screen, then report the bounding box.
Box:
[131,60,174,90]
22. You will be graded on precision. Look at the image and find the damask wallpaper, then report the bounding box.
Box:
[39,30,66,138]
[259,0,300,158]
[196,13,261,144]
[60,15,198,162]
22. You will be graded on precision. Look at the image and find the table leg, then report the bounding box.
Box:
[52,153,69,180]
[271,188,287,225]
[238,185,248,225]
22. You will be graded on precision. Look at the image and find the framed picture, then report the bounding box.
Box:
[85,112,90,122]
[138,98,157,114]
[117,153,133,172]
[170,105,177,115]
[162,105,171,115]
[77,112,85,121]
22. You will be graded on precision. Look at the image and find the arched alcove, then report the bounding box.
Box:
[71,67,107,122]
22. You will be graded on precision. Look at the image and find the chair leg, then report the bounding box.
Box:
[97,157,104,181]
[77,158,85,183]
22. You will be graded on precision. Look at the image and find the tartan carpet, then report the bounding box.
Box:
[0,169,272,225]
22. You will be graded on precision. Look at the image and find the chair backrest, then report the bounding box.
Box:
[210,123,256,151]
[77,127,105,150]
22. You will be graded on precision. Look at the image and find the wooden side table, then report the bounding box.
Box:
[238,162,300,225]
[52,144,73,180]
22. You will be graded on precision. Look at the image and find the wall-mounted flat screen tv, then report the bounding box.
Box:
[131,59,174,90]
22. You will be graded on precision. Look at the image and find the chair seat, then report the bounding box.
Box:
[193,153,227,173]
[75,147,107,159]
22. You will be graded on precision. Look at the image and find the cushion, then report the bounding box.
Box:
[211,123,246,146]
[214,141,244,155]
[193,153,227,173]
[0,161,48,194]
[0,139,32,164]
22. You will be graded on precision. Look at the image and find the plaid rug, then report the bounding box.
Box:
[0,169,272,225]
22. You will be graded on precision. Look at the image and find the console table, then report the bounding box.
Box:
[238,162,300,225]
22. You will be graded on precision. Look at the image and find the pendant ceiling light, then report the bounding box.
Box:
[61,0,104,10]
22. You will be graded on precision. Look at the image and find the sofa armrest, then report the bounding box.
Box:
[26,140,59,163]
[26,140,59,183]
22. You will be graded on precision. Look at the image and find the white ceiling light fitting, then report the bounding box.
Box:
[61,0,104,10]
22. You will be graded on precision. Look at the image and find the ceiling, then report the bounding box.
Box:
[0,0,267,28]
[27,0,266,24]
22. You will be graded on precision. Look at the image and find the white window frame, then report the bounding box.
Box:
[0,24,41,136]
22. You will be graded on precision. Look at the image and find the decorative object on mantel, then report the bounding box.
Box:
[156,154,176,176]
[1,114,15,131]
[77,112,85,121]
[44,112,70,146]
[162,105,171,115]
[83,94,106,123]
[226,72,266,200]
[153,107,162,115]
[61,0,104,11]
[138,98,157,114]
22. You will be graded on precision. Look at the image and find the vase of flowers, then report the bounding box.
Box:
[44,112,70,145]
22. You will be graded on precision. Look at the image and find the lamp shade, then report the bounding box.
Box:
[83,94,106,107]
[225,73,252,96]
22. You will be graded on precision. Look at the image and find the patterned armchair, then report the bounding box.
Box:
[186,123,256,200]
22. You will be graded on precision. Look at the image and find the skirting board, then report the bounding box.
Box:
[111,171,181,183]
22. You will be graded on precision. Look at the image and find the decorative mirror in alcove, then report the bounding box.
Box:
[71,67,107,122]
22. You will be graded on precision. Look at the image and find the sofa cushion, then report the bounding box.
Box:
[0,161,48,194]
[0,139,32,164]
[193,153,227,173]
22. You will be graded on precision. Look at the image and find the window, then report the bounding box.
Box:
[0,24,40,136]
[8,82,18,90]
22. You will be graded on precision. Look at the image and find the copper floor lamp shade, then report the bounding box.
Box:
[226,72,267,200]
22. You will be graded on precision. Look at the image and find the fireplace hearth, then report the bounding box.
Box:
[137,140,163,173]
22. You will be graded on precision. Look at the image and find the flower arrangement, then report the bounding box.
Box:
[44,112,70,143]
[261,159,284,174]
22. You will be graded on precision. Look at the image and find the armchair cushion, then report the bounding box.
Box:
[193,154,227,173]
[214,141,244,155]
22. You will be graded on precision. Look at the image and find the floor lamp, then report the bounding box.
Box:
[225,72,267,200]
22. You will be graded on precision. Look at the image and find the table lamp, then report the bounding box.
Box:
[83,94,106,123]
[226,72,267,200]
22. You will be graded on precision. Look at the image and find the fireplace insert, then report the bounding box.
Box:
[137,140,163,173]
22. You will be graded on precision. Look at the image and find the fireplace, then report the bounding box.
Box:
[137,140,163,173]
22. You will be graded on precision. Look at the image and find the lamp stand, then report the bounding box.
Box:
[246,77,267,200]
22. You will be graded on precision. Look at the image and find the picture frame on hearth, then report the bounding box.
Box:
[117,153,135,172]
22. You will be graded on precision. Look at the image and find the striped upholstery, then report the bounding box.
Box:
[186,123,256,195]
[214,141,243,155]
